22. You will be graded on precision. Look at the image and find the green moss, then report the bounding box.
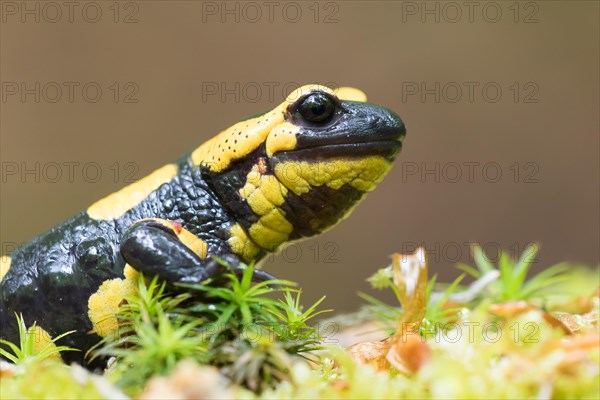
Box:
[1,250,598,399]
[92,262,329,395]
[0,360,126,399]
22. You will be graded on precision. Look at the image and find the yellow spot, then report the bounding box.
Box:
[227,223,261,261]
[335,87,368,102]
[247,190,274,216]
[0,255,11,281]
[238,163,292,251]
[191,109,284,172]
[239,182,256,199]
[88,265,139,338]
[249,221,291,251]
[88,164,178,220]
[29,325,59,359]
[266,122,299,156]
[273,157,392,196]
[259,209,294,233]
[240,165,288,213]
[261,178,288,205]
[176,228,208,260]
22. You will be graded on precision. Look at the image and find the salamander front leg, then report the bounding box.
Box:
[119,219,277,285]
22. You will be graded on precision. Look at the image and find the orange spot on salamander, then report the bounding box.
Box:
[257,157,268,174]
[170,221,183,234]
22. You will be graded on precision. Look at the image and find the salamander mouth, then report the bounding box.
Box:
[272,140,402,162]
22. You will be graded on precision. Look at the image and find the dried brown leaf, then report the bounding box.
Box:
[386,334,431,375]
[349,248,431,374]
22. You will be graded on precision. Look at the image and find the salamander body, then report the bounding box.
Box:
[0,85,406,365]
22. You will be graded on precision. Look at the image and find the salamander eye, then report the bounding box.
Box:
[297,92,336,123]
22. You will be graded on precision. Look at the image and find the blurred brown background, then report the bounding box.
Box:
[1,1,598,312]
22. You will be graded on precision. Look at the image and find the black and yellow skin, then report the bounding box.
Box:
[0,85,406,366]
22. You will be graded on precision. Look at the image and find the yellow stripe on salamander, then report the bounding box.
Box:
[239,161,293,250]
[87,164,178,221]
[228,223,261,261]
[273,156,393,196]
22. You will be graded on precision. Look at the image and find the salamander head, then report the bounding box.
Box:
[196,85,406,255]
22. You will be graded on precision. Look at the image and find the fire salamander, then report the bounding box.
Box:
[0,85,406,366]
